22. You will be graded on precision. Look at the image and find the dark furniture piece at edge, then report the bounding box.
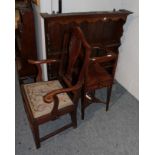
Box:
[15,4,37,83]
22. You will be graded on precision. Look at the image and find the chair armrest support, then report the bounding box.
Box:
[43,83,82,103]
[43,83,81,116]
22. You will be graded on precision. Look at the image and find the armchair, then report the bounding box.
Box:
[81,46,118,120]
[21,27,91,148]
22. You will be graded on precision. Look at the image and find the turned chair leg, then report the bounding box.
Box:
[106,86,112,111]
[70,110,77,128]
[32,124,40,149]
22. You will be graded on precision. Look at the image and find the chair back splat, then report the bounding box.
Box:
[65,27,91,86]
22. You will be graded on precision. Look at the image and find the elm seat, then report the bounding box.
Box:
[23,80,73,118]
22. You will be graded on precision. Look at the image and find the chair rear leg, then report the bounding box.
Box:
[81,89,87,120]
[70,109,77,128]
[81,105,85,120]
[106,86,112,111]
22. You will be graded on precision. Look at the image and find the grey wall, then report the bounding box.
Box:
[62,0,122,13]
[115,0,139,99]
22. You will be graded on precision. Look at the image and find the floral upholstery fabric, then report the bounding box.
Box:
[23,80,73,118]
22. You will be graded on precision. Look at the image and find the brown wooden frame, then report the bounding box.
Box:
[21,27,91,148]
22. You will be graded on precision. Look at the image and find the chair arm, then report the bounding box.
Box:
[90,52,117,63]
[28,59,60,65]
[28,59,60,81]
[43,83,82,103]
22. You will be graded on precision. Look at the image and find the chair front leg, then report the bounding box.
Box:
[70,108,77,128]
[31,123,40,149]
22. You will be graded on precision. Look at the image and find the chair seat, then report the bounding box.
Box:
[23,80,73,118]
[86,62,113,90]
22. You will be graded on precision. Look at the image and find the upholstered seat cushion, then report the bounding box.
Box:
[23,80,73,118]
